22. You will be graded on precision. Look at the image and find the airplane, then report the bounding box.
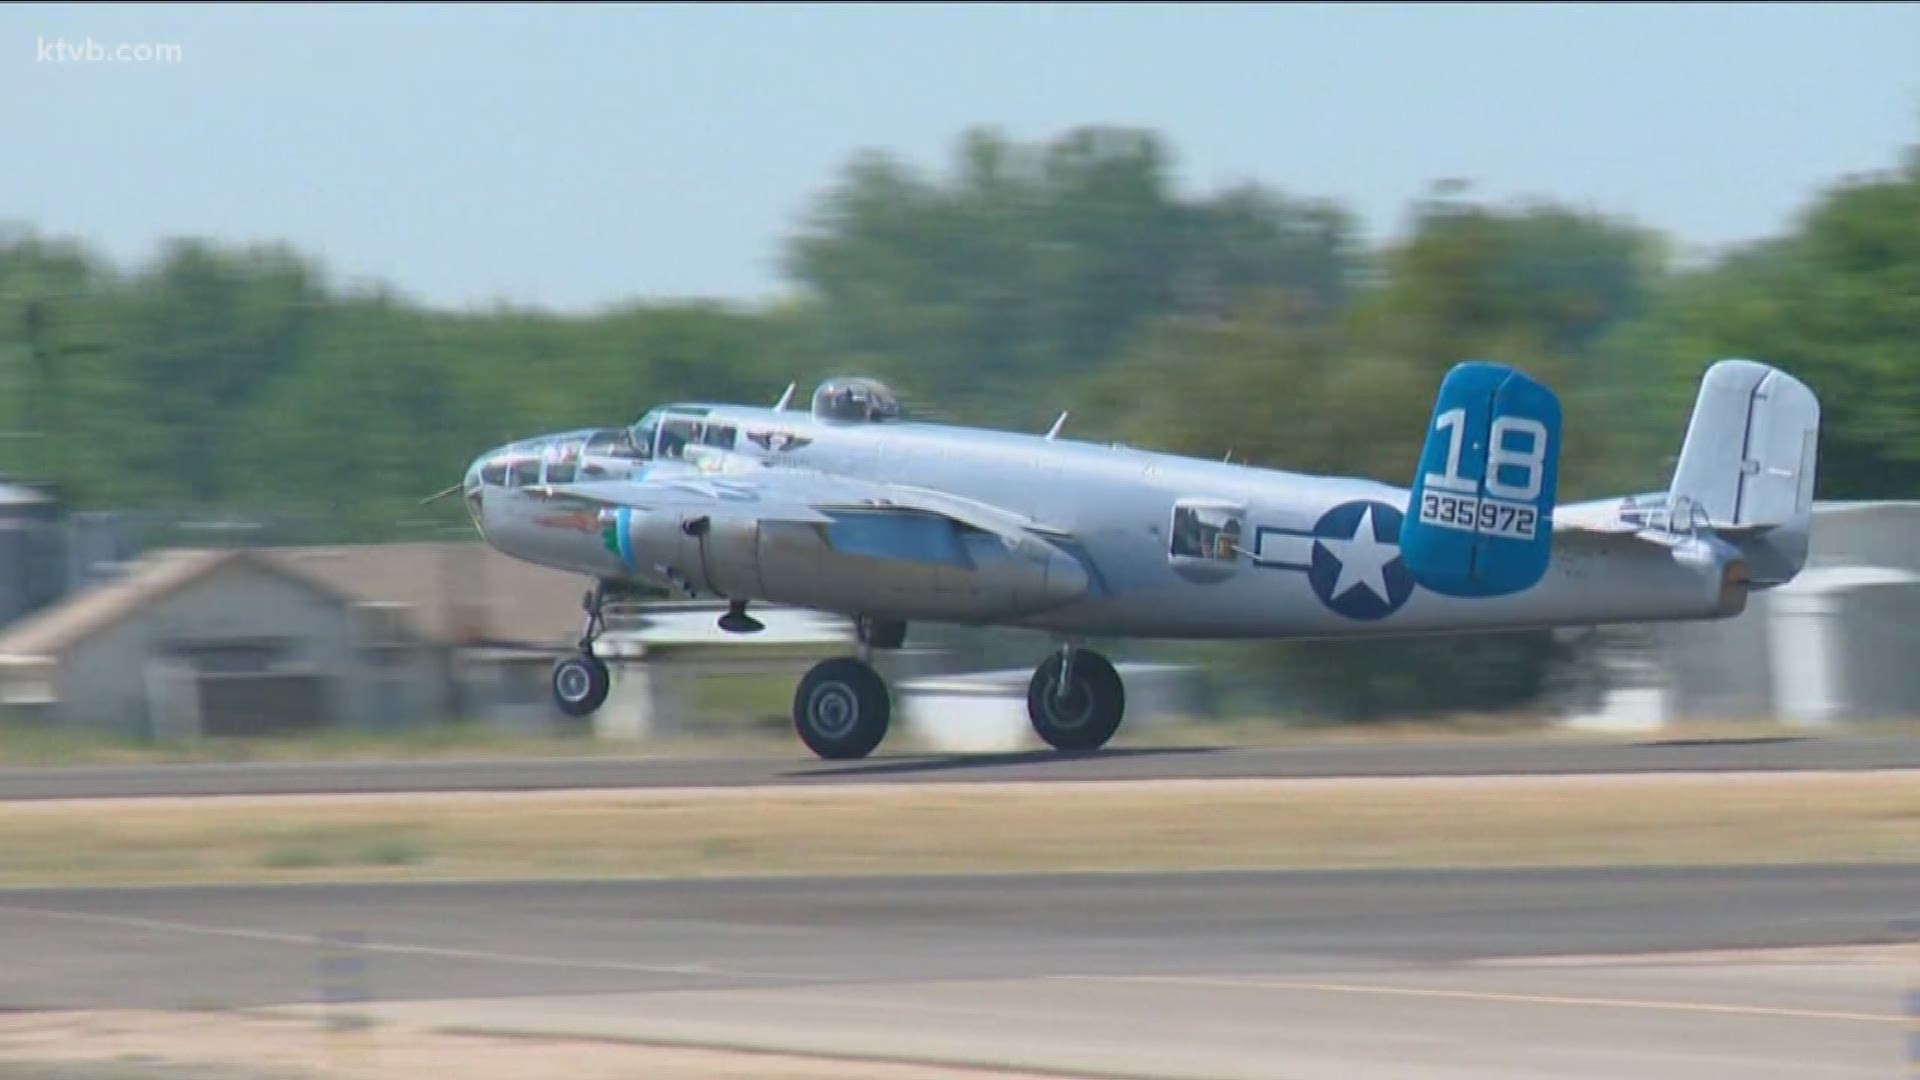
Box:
[440,358,1820,761]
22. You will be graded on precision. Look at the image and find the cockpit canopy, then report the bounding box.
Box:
[811,377,901,423]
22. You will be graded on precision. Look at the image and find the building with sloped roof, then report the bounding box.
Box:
[0,547,423,736]
[0,541,596,738]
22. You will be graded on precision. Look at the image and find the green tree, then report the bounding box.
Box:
[1602,143,1920,498]
[785,126,1358,428]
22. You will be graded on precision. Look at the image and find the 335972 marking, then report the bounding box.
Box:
[1418,491,1538,541]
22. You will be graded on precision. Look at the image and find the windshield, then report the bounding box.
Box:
[628,412,663,460]
[589,426,647,461]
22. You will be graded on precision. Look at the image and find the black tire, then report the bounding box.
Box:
[1028,649,1125,752]
[793,657,891,760]
[552,654,611,717]
[859,618,908,650]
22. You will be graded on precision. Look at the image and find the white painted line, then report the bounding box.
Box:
[0,905,795,982]
[1048,973,1906,1025]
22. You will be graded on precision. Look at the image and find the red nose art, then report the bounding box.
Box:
[534,509,601,534]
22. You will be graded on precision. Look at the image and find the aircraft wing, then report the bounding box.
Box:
[522,463,1075,563]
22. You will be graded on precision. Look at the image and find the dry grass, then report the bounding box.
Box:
[1,772,1914,889]
[0,1009,1037,1080]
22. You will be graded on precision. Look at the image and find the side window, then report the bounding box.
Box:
[658,418,702,460]
[510,457,542,487]
[481,459,508,486]
[545,440,583,484]
[702,424,737,449]
[1170,502,1244,564]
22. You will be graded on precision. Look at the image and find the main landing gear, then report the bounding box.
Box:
[551,583,612,718]
[791,622,1127,762]
[1026,644,1126,753]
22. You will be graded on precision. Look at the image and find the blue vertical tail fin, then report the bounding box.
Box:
[1401,361,1563,598]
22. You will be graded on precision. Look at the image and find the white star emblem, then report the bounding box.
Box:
[1317,506,1399,603]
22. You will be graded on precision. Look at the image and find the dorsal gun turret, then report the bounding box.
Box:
[811,377,902,423]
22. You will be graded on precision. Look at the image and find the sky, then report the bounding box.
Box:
[3,2,1917,313]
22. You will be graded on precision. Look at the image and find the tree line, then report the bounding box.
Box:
[3,126,1914,721]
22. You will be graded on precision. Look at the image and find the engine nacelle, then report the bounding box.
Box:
[607,507,1090,622]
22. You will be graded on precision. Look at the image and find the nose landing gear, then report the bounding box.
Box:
[551,583,611,718]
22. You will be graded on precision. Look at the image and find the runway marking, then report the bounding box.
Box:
[0,905,794,983]
[1472,944,1914,967]
[1049,974,1906,1025]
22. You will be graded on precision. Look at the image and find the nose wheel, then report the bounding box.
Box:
[552,653,611,717]
[553,582,613,718]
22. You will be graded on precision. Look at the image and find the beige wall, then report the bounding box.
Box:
[53,562,446,737]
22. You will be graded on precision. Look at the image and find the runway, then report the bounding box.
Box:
[5,866,1917,1078]
[5,734,1920,800]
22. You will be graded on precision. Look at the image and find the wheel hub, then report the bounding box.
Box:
[1042,673,1094,729]
[559,665,593,702]
[807,682,859,739]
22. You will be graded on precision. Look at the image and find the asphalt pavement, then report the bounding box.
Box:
[4,734,1918,800]
[4,866,1916,1078]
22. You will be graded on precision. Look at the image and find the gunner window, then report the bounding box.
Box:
[1170,503,1244,563]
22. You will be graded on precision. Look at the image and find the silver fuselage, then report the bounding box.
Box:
[465,406,1746,641]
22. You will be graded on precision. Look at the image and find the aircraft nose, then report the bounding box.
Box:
[462,452,493,535]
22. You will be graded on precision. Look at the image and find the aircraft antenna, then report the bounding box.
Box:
[773,382,796,412]
[1045,412,1069,441]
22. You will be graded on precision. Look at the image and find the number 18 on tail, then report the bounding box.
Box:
[1400,361,1563,598]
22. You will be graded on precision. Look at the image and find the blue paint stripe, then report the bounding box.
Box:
[617,507,635,569]
[1252,559,1313,572]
